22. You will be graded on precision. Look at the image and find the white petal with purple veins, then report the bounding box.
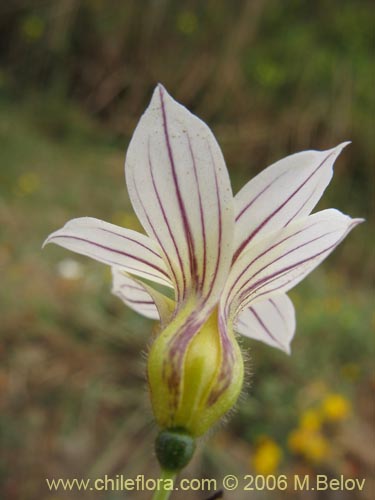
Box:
[234,294,296,354]
[125,84,234,309]
[233,143,349,262]
[44,217,173,287]
[111,268,175,324]
[112,270,160,320]
[223,209,363,316]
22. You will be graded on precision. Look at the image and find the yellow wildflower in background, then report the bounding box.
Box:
[321,394,351,421]
[252,438,282,475]
[302,432,329,463]
[288,428,305,453]
[288,428,329,464]
[299,408,322,432]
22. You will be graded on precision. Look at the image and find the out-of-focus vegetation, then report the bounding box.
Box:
[0,1,374,499]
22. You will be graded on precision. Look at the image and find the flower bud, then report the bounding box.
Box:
[147,307,244,439]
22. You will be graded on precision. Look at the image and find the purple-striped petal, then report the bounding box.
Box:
[43,217,173,287]
[111,268,175,323]
[223,209,363,317]
[125,84,234,309]
[233,143,350,262]
[234,294,296,354]
[112,270,159,319]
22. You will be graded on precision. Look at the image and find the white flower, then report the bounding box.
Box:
[44,85,362,437]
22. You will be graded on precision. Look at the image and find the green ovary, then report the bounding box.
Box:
[148,307,244,437]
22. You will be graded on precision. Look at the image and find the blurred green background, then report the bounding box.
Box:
[0,1,374,499]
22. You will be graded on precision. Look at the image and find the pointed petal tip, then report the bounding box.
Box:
[150,83,174,109]
[156,82,166,92]
[339,215,365,230]
[309,141,351,156]
[149,83,163,104]
[41,235,51,249]
[351,217,365,227]
[326,141,351,157]
[337,140,351,150]
[155,83,170,100]
[326,210,365,228]
[269,341,291,355]
[315,141,351,173]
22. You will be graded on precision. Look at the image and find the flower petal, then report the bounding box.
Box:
[111,268,175,323]
[223,209,363,316]
[125,84,234,307]
[112,269,159,319]
[233,143,350,262]
[234,294,296,354]
[43,217,173,287]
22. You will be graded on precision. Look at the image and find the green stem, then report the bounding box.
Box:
[152,469,177,500]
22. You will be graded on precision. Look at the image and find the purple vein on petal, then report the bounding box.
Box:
[48,234,170,278]
[159,85,198,295]
[283,185,319,227]
[269,298,288,328]
[244,218,362,305]
[95,227,161,258]
[235,170,287,222]
[147,137,187,299]
[249,307,285,350]
[186,131,207,292]
[205,141,223,301]
[238,230,339,302]
[233,150,336,262]
[240,268,309,308]
[118,281,155,299]
[239,239,341,305]
[226,220,321,310]
[243,229,336,292]
[52,244,167,282]
[119,282,145,291]
[128,161,181,300]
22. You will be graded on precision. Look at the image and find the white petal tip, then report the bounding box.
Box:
[42,229,62,249]
[351,218,365,228]
[42,237,51,249]
[154,83,170,101]
[270,342,291,355]
[274,341,291,355]
[326,141,351,157]
[156,82,166,92]
[336,141,351,150]
[149,83,174,111]
[284,345,292,356]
